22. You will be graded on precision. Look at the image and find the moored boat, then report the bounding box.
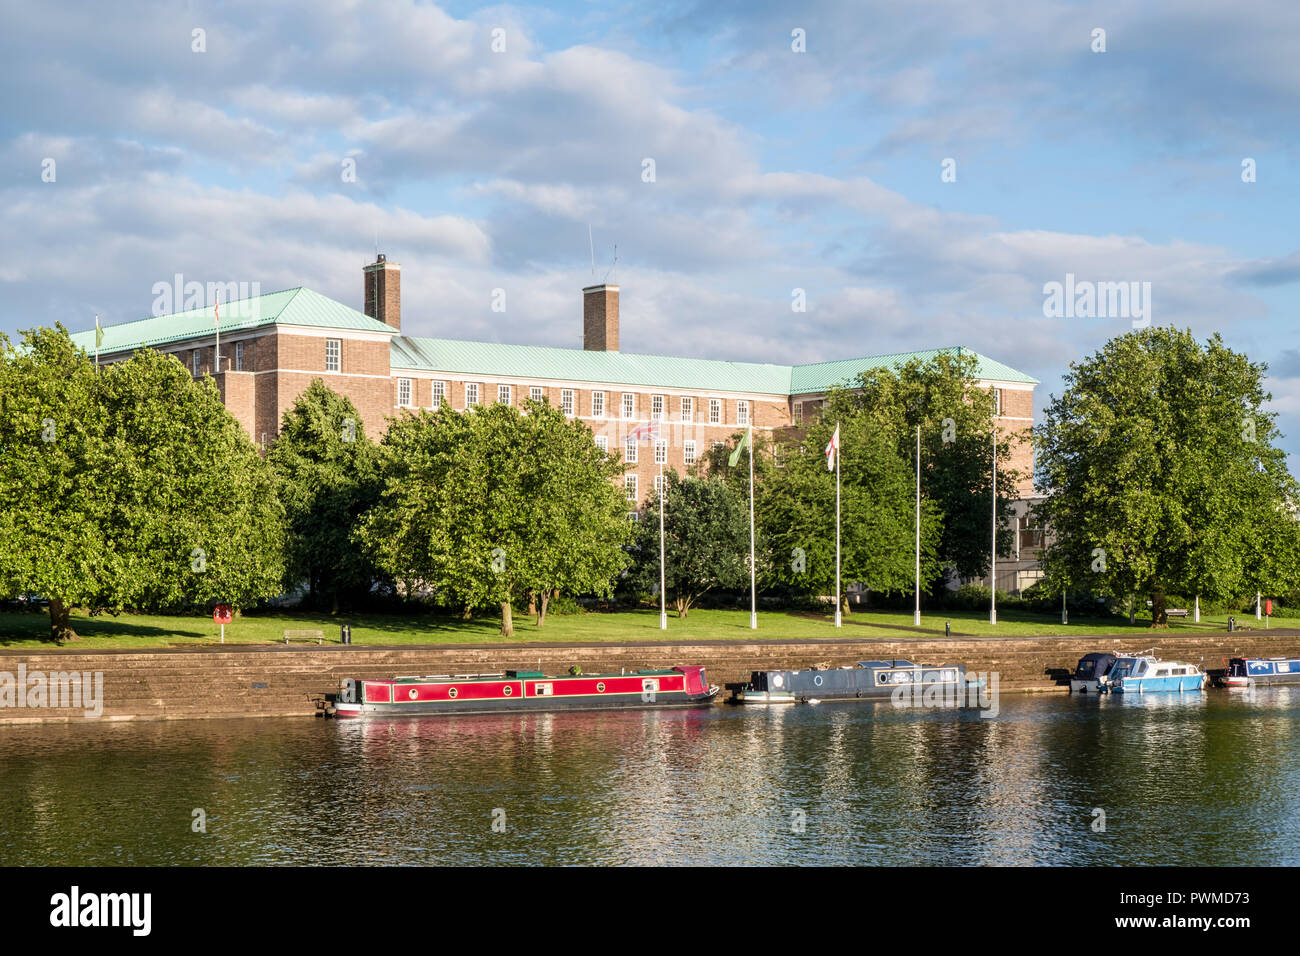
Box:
[1069,652,1117,694]
[1214,657,1300,688]
[330,665,719,718]
[1097,655,1205,694]
[726,659,980,705]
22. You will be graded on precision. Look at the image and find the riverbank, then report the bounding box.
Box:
[1,605,1284,649]
[4,631,1300,724]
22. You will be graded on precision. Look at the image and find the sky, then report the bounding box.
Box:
[2,0,1298,466]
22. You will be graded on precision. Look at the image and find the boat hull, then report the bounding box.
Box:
[1108,675,1205,694]
[727,660,975,704]
[331,667,719,718]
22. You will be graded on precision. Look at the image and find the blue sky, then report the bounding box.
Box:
[3,0,1299,463]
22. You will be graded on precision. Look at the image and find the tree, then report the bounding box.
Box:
[845,350,1021,583]
[0,327,286,641]
[627,472,753,617]
[760,395,944,614]
[1035,328,1300,626]
[267,380,383,612]
[357,400,630,635]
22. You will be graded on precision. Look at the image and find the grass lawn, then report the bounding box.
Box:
[0,604,1278,651]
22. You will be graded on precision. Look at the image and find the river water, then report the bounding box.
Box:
[2,690,1297,866]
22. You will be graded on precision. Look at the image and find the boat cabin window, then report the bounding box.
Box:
[535,683,553,696]
[1277,662,1296,674]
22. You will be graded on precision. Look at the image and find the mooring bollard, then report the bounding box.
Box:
[945,621,951,638]
[1227,616,1235,633]
[340,624,352,645]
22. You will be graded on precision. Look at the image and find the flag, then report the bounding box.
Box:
[94,315,103,349]
[728,428,751,467]
[825,424,840,471]
[627,423,660,442]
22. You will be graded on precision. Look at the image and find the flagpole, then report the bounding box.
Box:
[748,423,756,629]
[835,422,842,628]
[659,456,667,630]
[914,424,921,627]
[94,314,99,370]
[990,427,997,626]
[214,296,221,374]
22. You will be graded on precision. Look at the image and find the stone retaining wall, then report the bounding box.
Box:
[3,631,1299,724]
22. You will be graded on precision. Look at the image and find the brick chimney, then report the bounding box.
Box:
[363,254,401,331]
[583,284,619,351]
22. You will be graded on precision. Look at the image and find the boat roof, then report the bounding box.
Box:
[382,668,683,683]
[858,660,917,669]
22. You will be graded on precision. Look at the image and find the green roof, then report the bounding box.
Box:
[393,339,1037,395]
[789,347,1039,394]
[69,287,396,355]
[69,286,1037,394]
[391,336,795,394]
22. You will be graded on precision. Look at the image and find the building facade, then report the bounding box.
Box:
[73,257,1040,525]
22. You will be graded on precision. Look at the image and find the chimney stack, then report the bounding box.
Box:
[583,284,619,351]
[363,254,401,331]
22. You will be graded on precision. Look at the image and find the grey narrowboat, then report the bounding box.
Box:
[727,659,977,704]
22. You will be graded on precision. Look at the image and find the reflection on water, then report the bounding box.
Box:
[1,691,1297,866]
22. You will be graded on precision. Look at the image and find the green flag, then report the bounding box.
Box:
[728,428,751,467]
[94,314,103,349]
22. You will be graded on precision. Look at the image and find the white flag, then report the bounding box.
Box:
[825,424,840,471]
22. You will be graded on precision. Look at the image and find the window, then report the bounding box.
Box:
[655,439,667,465]
[192,349,200,376]
[625,475,638,501]
[712,440,724,449]
[993,388,1003,416]
[325,339,341,372]
[595,435,608,456]
[625,437,638,463]
[498,384,512,405]
[562,389,575,417]
[398,378,412,407]
[465,383,480,408]
[592,391,605,418]
[626,511,640,523]
[709,399,721,424]
[737,400,750,425]
[431,381,446,407]
[680,396,693,422]
[794,402,802,423]
[684,440,696,465]
[651,395,664,421]
[233,342,244,371]
[530,386,544,403]
[622,393,635,418]
[654,473,666,497]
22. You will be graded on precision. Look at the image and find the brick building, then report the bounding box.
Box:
[72,257,1040,528]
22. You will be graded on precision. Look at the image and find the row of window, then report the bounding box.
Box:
[396,380,752,424]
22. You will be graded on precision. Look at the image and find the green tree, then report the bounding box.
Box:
[267,380,383,612]
[627,471,753,617]
[845,350,1021,582]
[357,400,630,635]
[0,327,286,641]
[1035,328,1300,626]
[760,395,943,615]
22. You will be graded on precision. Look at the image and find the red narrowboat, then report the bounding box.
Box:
[329,666,719,718]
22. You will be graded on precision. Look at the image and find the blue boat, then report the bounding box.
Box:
[1098,655,1205,694]
[1214,657,1300,688]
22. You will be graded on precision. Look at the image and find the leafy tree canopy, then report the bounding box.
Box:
[1035,327,1300,625]
[0,327,286,640]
